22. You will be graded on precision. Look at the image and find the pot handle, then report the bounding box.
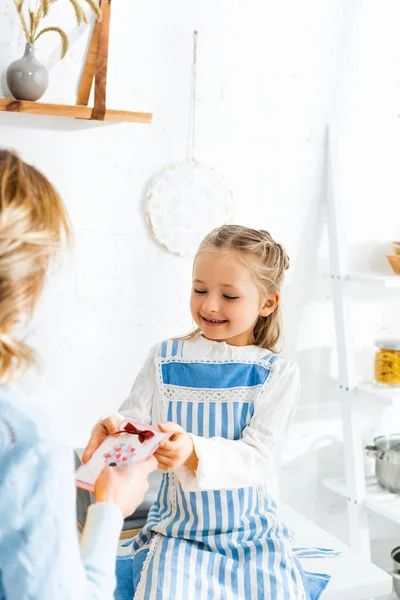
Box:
[365,445,387,460]
[365,445,378,456]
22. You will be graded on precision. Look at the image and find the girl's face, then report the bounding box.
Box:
[190,250,279,346]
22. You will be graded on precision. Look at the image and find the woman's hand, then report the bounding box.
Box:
[81,415,121,463]
[94,456,157,518]
[155,423,199,472]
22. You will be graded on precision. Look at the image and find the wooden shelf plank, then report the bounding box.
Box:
[0,98,152,124]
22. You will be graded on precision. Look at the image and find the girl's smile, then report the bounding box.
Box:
[200,315,229,327]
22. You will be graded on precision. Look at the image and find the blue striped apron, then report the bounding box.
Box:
[126,340,332,600]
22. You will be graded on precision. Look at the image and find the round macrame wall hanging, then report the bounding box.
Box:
[146,32,233,257]
[146,161,233,257]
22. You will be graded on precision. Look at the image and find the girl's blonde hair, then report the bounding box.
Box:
[0,149,71,383]
[184,224,290,351]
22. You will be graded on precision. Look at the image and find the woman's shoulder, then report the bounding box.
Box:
[0,387,74,539]
[0,385,67,463]
[0,386,42,451]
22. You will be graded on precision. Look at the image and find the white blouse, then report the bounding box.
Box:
[118,335,300,493]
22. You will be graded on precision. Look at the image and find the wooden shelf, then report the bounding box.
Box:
[324,476,400,524]
[1,2,154,126]
[0,98,152,124]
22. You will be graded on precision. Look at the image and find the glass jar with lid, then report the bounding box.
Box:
[374,339,400,386]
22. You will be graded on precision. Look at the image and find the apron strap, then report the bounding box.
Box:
[293,547,341,558]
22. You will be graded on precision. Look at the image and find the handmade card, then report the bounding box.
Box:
[76,418,169,492]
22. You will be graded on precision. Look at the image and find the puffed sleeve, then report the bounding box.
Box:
[118,343,160,424]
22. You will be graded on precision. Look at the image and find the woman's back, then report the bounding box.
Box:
[0,384,125,600]
[0,150,156,599]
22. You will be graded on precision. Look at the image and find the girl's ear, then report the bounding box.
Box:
[259,293,280,317]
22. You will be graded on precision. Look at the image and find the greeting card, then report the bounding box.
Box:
[76,418,169,492]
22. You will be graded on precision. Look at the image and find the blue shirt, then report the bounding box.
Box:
[0,385,123,599]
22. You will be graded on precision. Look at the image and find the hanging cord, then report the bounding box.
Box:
[188,30,198,162]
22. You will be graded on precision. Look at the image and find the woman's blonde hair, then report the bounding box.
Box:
[183,224,290,351]
[0,149,71,382]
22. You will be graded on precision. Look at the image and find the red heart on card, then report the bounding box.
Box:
[104,453,111,459]
[116,453,121,459]
[122,456,127,462]
[114,447,121,453]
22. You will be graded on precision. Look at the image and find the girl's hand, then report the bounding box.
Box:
[155,422,199,472]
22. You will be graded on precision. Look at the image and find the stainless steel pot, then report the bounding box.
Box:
[392,547,400,599]
[365,434,400,493]
[394,573,400,599]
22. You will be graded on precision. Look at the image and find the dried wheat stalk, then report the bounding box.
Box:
[13,0,101,59]
[35,26,69,58]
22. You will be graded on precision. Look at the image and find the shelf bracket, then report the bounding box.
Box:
[76,0,111,121]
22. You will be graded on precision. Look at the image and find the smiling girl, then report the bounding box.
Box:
[84,225,330,600]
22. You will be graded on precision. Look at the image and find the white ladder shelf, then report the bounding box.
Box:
[324,129,400,559]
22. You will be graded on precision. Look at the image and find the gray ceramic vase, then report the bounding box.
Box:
[6,43,48,102]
